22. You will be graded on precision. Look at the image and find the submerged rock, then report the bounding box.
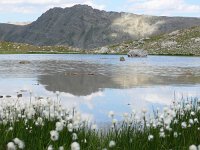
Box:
[120,56,125,61]
[127,49,148,57]
[19,61,31,64]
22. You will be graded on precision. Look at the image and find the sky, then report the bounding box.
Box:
[0,0,200,23]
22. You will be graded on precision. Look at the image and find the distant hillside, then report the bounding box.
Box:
[0,26,199,55]
[94,26,200,56]
[0,41,81,54]
[0,5,200,49]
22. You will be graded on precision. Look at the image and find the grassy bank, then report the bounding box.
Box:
[1,93,200,150]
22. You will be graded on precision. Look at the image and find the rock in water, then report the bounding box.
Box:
[19,61,30,64]
[120,56,125,61]
[127,49,148,57]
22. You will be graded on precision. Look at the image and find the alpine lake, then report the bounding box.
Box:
[1,54,200,123]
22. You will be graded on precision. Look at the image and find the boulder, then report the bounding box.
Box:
[120,56,125,61]
[99,47,109,53]
[127,49,148,57]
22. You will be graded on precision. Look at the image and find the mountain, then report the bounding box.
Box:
[0,4,200,49]
[94,26,200,56]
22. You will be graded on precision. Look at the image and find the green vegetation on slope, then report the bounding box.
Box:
[0,41,83,54]
[93,26,200,56]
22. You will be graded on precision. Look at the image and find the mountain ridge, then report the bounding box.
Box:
[0,4,200,49]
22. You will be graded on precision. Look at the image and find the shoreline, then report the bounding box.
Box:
[0,51,199,57]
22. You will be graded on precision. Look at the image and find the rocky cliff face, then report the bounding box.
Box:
[0,4,200,49]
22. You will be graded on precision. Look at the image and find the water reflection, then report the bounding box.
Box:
[38,66,200,96]
[1,54,200,122]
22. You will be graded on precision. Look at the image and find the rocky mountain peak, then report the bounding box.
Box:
[0,5,200,49]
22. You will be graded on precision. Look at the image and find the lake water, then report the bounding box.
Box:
[0,54,200,123]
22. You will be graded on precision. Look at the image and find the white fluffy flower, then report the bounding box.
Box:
[108,111,115,118]
[109,140,116,148]
[50,130,59,141]
[189,145,197,150]
[47,145,53,150]
[194,118,198,123]
[67,123,73,132]
[148,135,154,141]
[142,108,147,114]
[59,146,64,150]
[56,121,64,131]
[181,122,187,128]
[72,133,78,141]
[191,111,195,116]
[159,132,165,138]
[189,119,194,125]
[174,132,178,138]
[112,119,118,125]
[13,138,25,149]
[71,142,80,150]
[91,124,97,130]
[7,142,16,150]
[36,117,43,126]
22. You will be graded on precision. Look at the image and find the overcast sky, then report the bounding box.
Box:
[0,0,200,23]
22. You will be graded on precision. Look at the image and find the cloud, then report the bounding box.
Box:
[126,0,200,17]
[0,0,105,14]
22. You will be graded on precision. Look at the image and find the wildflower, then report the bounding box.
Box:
[191,111,195,116]
[71,142,80,150]
[36,117,43,126]
[13,138,25,149]
[47,145,53,150]
[91,124,97,130]
[174,119,178,124]
[189,145,197,150]
[194,118,198,123]
[7,142,16,150]
[181,122,187,128]
[59,146,64,150]
[112,119,118,125]
[186,104,191,110]
[72,133,78,141]
[163,107,168,113]
[132,109,136,115]
[67,123,73,132]
[159,132,165,138]
[108,111,115,118]
[148,135,154,141]
[174,132,178,138]
[50,130,59,141]
[198,145,200,150]
[84,139,87,143]
[56,121,64,131]
[189,119,194,125]
[109,140,116,148]
[123,112,129,118]
[142,108,147,114]
[8,127,13,131]
[197,106,200,111]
